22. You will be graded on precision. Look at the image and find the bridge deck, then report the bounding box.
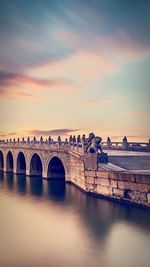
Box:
[107,155,150,171]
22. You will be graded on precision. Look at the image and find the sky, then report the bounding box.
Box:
[0,0,150,141]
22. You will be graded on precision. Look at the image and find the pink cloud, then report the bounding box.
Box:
[96,30,150,61]
[125,111,138,117]
[27,50,119,87]
[82,97,113,105]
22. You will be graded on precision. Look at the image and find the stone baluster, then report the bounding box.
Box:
[64,138,68,145]
[6,139,8,144]
[148,139,150,150]
[72,135,76,150]
[107,137,111,149]
[77,135,81,151]
[22,137,25,144]
[40,136,43,144]
[13,138,16,144]
[73,135,76,143]
[122,136,128,150]
[10,138,12,144]
[69,135,72,148]
[17,138,20,144]
[33,136,36,144]
[77,135,81,144]
[57,136,61,148]
[27,137,30,145]
[48,136,51,144]
[81,134,86,153]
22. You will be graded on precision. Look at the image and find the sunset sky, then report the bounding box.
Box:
[0,0,150,141]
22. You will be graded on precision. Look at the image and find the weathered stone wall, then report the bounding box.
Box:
[82,166,150,208]
[69,151,85,190]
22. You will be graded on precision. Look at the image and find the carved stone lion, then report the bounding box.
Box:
[84,133,108,163]
[85,133,103,154]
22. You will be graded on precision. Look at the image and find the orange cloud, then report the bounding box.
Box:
[0,88,37,100]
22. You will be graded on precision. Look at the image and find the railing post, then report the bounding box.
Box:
[57,136,61,148]
[122,136,128,150]
[27,137,30,145]
[69,135,72,149]
[40,136,43,145]
[107,137,111,149]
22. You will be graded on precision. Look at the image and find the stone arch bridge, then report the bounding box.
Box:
[0,140,86,182]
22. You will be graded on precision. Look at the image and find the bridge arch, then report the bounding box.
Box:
[16,151,26,174]
[6,151,14,172]
[47,154,66,179]
[30,152,43,176]
[0,150,4,171]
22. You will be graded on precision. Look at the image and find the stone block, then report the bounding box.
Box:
[85,176,95,184]
[112,188,124,197]
[96,185,112,196]
[96,171,109,179]
[85,183,95,190]
[132,183,149,192]
[135,174,150,184]
[147,193,150,204]
[117,181,133,190]
[127,190,147,202]
[108,171,118,180]
[118,181,149,192]
[84,170,96,177]
[118,172,135,182]
[110,179,117,188]
[84,154,98,171]
[95,178,110,187]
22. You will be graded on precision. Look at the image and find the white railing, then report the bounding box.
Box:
[102,141,150,152]
[0,136,150,152]
[0,138,84,154]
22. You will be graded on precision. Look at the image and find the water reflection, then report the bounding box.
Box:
[47,179,66,202]
[16,174,26,195]
[6,172,14,190]
[30,176,43,197]
[0,172,150,267]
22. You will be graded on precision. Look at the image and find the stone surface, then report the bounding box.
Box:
[112,188,124,197]
[108,156,150,170]
[110,179,117,188]
[96,185,112,196]
[117,172,135,182]
[147,193,150,204]
[96,171,109,179]
[85,176,95,184]
[84,154,98,171]
[127,190,147,202]
[135,174,150,184]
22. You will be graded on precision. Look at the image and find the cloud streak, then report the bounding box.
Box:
[0,70,78,99]
[27,128,81,136]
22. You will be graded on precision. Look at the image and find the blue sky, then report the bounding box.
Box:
[0,0,150,140]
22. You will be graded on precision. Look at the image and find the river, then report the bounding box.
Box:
[0,172,150,267]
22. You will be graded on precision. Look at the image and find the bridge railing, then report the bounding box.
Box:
[102,141,150,152]
[0,138,84,154]
[0,136,150,152]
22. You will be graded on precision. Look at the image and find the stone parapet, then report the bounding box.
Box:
[82,167,150,208]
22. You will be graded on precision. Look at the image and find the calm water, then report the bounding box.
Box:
[0,172,150,267]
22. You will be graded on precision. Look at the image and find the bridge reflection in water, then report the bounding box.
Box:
[0,172,150,267]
